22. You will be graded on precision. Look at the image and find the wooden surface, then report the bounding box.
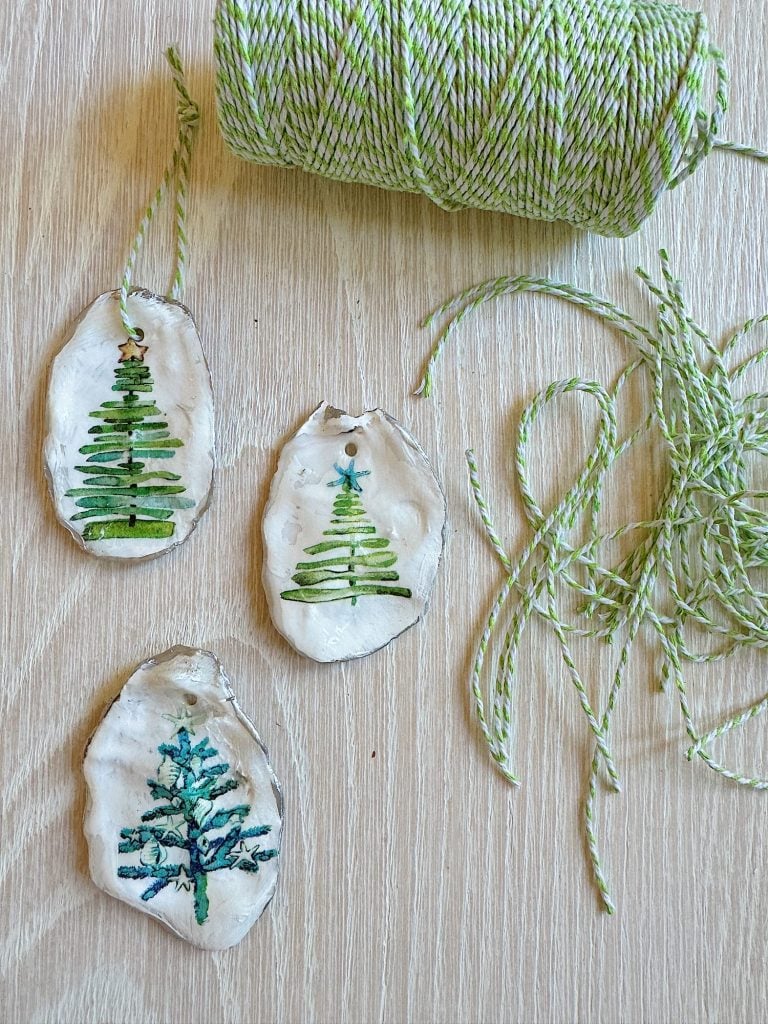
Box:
[4,2,768,1021]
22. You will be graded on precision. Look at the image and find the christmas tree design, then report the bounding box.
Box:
[280,459,412,605]
[117,725,278,926]
[65,335,194,541]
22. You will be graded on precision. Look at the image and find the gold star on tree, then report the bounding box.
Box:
[118,336,148,362]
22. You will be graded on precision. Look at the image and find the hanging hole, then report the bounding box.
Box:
[184,693,197,706]
[345,442,358,456]
[133,328,145,340]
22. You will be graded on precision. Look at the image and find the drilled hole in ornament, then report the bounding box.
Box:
[345,442,358,456]
[184,693,197,706]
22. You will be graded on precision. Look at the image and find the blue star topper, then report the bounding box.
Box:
[329,459,371,492]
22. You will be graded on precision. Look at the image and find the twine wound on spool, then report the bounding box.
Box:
[418,252,768,913]
[214,0,766,236]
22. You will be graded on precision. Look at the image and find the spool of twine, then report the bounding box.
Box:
[214,0,735,237]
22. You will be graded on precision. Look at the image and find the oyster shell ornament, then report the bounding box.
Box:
[262,403,446,662]
[83,647,282,950]
[44,290,214,560]
[46,50,210,560]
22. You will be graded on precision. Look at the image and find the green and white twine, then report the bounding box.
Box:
[418,253,768,913]
[212,0,768,911]
[118,47,200,340]
[214,0,766,236]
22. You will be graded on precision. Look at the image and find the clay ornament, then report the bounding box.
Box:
[262,403,446,662]
[83,646,282,950]
[45,290,214,560]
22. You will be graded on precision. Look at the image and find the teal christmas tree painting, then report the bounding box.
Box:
[117,726,278,925]
[280,459,412,605]
[65,335,194,541]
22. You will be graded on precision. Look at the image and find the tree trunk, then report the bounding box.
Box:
[192,868,208,925]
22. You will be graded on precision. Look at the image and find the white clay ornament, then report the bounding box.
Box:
[83,646,282,950]
[262,402,446,662]
[44,290,214,560]
[45,50,210,560]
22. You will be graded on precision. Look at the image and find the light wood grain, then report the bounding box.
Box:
[3,2,768,1021]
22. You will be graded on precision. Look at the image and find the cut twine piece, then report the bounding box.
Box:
[418,252,768,914]
[215,0,767,237]
[119,47,201,340]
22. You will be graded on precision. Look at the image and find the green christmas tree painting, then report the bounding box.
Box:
[280,459,412,605]
[65,335,194,541]
[117,726,278,926]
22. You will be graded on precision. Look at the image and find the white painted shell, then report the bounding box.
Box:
[262,402,446,662]
[44,290,214,560]
[83,646,282,951]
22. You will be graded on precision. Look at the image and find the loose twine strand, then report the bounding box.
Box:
[418,252,768,913]
[119,47,201,340]
[214,0,767,237]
